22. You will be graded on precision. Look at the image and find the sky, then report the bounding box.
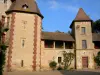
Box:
[36,0,100,32]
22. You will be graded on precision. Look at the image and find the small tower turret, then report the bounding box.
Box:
[70,8,94,69]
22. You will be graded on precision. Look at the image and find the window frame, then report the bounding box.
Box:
[82,40,87,49]
[21,38,26,48]
[55,41,64,49]
[58,57,62,63]
[65,42,73,49]
[22,20,27,30]
[81,27,86,34]
[44,40,54,48]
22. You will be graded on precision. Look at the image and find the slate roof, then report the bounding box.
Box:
[70,8,92,28]
[41,32,100,42]
[74,8,91,21]
[6,0,43,18]
[41,32,75,41]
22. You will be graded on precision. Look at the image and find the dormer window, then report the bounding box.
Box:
[22,3,28,9]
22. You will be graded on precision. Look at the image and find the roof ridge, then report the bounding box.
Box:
[42,31,70,35]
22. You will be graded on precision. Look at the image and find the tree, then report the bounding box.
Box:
[49,61,57,70]
[62,51,74,70]
[0,16,9,75]
[92,19,100,33]
[55,30,61,33]
[67,30,72,35]
[94,51,100,67]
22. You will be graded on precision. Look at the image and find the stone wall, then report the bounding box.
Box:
[6,12,42,71]
[74,21,94,69]
[41,41,75,70]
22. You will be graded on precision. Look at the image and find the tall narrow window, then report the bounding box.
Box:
[21,60,24,67]
[22,20,27,29]
[22,40,25,47]
[82,40,87,49]
[81,27,86,34]
[21,38,26,48]
[58,57,62,63]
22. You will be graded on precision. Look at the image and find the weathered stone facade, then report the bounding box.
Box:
[74,22,94,69]
[6,13,42,71]
[0,0,100,71]
[41,41,75,70]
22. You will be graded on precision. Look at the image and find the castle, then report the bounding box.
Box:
[0,0,100,71]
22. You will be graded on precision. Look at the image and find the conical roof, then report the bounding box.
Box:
[6,0,43,18]
[70,8,92,28]
[74,8,91,21]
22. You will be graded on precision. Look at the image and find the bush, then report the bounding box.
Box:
[69,68,74,70]
[49,61,57,70]
[62,51,75,70]
[57,66,63,70]
[94,51,100,66]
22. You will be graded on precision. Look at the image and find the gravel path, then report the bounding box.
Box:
[4,70,100,75]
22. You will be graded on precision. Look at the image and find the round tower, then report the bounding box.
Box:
[6,0,43,71]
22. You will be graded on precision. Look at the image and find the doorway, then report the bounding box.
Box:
[82,57,88,68]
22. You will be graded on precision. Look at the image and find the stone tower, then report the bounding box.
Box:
[70,8,94,69]
[5,0,43,71]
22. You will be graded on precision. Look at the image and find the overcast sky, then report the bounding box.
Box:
[36,0,100,32]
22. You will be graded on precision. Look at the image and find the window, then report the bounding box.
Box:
[21,60,24,67]
[21,38,26,48]
[65,42,73,49]
[58,57,62,63]
[94,41,100,49]
[82,40,87,49]
[55,41,63,49]
[81,27,86,34]
[22,3,28,9]
[45,40,54,48]
[22,20,27,29]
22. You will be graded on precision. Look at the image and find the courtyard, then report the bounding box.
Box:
[3,70,100,75]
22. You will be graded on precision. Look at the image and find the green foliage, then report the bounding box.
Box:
[69,68,74,70]
[49,61,57,70]
[67,30,71,35]
[1,44,8,51]
[92,19,100,33]
[55,30,61,33]
[62,51,74,70]
[94,51,100,66]
[57,66,63,70]
[3,28,9,32]
[0,28,9,35]
[0,22,9,75]
[0,51,6,73]
[97,51,100,55]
